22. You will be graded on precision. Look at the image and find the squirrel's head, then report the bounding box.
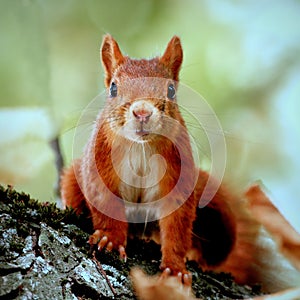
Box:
[100,34,185,142]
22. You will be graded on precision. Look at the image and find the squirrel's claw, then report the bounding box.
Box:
[106,241,113,252]
[97,235,108,251]
[98,237,127,260]
[89,230,127,261]
[161,267,172,278]
[182,272,192,286]
[119,245,127,261]
[160,267,192,286]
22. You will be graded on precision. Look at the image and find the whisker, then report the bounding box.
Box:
[186,121,268,145]
[180,106,220,116]
[188,133,212,163]
[185,122,226,136]
[142,209,149,240]
[61,120,95,134]
[191,231,210,242]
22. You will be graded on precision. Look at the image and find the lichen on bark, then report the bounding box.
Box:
[0,186,262,299]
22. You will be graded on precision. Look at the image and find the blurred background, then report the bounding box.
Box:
[0,0,299,230]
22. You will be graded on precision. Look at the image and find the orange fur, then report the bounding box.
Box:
[61,34,198,281]
[131,268,196,300]
[131,268,300,300]
[246,185,300,271]
[60,35,300,292]
[192,171,263,285]
[60,159,85,213]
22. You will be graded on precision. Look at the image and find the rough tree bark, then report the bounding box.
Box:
[0,186,262,300]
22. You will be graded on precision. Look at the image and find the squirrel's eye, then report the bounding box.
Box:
[167,83,176,100]
[110,82,118,97]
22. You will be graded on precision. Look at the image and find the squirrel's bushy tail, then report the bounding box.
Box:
[60,159,87,214]
[191,170,300,293]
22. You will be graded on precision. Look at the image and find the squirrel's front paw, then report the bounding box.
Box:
[160,261,192,285]
[89,228,127,260]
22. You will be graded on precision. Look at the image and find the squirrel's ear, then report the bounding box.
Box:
[160,36,183,80]
[101,34,125,87]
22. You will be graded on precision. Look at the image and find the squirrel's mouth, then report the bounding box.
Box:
[135,129,150,136]
[135,123,151,136]
[118,115,160,142]
[118,123,153,141]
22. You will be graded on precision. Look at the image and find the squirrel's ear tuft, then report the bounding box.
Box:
[160,36,183,80]
[101,34,124,87]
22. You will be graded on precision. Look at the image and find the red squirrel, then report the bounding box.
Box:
[60,35,300,290]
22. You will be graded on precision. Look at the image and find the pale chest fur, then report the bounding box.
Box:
[118,141,166,205]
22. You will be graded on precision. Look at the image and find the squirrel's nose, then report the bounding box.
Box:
[131,100,154,123]
[132,109,153,123]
